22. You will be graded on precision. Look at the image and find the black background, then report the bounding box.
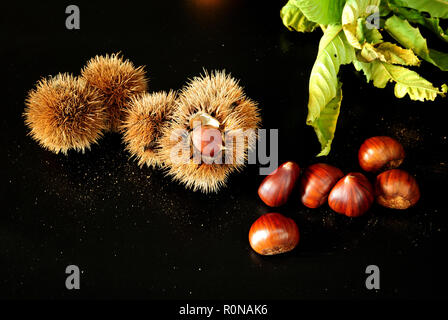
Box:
[1,0,447,301]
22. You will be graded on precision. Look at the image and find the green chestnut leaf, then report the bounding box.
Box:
[280,0,318,33]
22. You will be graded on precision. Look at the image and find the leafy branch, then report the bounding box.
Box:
[281,0,448,156]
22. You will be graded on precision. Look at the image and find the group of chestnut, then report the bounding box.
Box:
[249,136,420,256]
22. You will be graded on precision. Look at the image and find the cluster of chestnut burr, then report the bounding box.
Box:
[23,53,261,193]
[249,136,420,256]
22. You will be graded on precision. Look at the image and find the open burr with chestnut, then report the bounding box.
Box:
[158,70,261,193]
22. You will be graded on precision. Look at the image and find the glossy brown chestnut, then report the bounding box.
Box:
[248,213,300,255]
[375,169,420,209]
[358,136,405,172]
[328,173,374,217]
[258,161,301,207]
[300,163,344,208]
[191,125,223,158]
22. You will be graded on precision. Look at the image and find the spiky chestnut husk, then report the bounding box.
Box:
[24,73,107,154]
[159,70,261,193]
[81,53,148,132]
[121,91,177,168]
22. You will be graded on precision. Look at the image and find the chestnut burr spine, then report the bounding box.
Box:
[258,161,301,207]
[24,73,107,154]
[121,90,177,168]
[248,213,299,255]
[81,53,148,132]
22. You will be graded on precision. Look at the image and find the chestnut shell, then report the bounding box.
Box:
[300,163,344,208]
[358,136,405,172]
[191,125,223,158]
[248,213,299,255]
[375,169,420,209]
[328,172,374,217]
[258,161,300,207]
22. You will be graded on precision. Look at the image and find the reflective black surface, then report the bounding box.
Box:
[2,1,447,299]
